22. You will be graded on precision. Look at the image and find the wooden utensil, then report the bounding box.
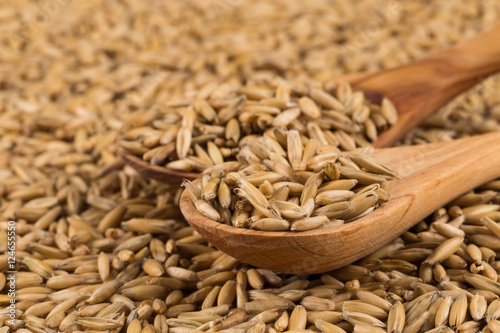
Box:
[180,131,500,274]
[120,25,500,183]
[332,24,500,148]
[118,147,199,183]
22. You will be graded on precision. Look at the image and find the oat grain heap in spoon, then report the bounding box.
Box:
[184,132,396,232]
[120,80,398,173]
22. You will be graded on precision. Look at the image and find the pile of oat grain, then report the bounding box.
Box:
[2,0,500,332]
[120,81,399,172]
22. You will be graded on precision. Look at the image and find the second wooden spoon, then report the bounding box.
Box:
[120,25,500,183]
[180,131,500,274]
[332,24,500,147]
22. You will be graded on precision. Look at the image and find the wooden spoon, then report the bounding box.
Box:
[118,147,199,183]
[331,24,500,148]
[180,131,500,274]
[120,25,500,183]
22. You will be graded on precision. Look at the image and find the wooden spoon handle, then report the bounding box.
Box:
[344,25,500,147]
[442,26,500,80]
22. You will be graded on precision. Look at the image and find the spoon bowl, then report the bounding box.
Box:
[118,147,199,183]
[121,25,500,183]
[180,132,500,274]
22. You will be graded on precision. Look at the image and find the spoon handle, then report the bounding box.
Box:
[389,25,500,145]
[375,131,500,210]
[443,25,500,83]
[346,25,500,147]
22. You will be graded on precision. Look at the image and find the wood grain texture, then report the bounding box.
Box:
[180,132,500,274]
[118,148,198,183]
[328,24,500,148]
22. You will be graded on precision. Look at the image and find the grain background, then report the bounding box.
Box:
[1,0,500,332]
